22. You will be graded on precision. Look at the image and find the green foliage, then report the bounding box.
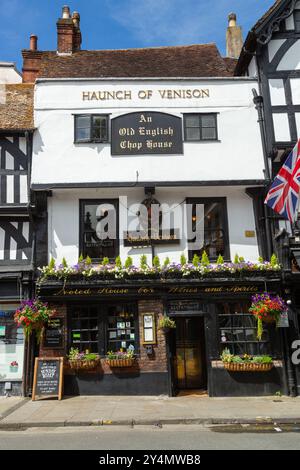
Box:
[140,254,148,269]
[201,250,210,266]
[239,256,245,262]
[115,256,122,269]
[152,255,160,268]
[192,254,200,266]
[180,253,187,266]
[62,257,68,268]
[49,257,55,269]
[85,256,92,266]
[216,254,224,264]
[258,256,264,263]
[78,253,84,263]
[234,253,240,264]
[124,256,133,269]
[270,253,279,267]
[158,315,176,330]
[163,257,170,267]
[102,257,110,266]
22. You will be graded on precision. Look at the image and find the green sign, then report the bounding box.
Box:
[0,326,6,337]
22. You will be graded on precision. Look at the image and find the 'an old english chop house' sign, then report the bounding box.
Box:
[111,112,183,155]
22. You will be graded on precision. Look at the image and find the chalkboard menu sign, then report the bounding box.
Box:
[111,111,183,155]
[43,318,64,349]
[32,357,63,401]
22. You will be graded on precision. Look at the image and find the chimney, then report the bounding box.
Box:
[57,5,82,55]
[30,34,38,51]
[226,13,243,59]
[22,34,42,83]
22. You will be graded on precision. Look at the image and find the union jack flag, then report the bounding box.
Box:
[265,139,300,223]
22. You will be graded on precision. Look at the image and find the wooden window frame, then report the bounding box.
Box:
[74,114,110,143]
[79,198,119,263]
[183,113,219,142]
[186,197,230,262]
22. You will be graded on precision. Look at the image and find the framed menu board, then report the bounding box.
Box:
[142,313,156,345]
[43,318,64,349]
[32,357,64,401]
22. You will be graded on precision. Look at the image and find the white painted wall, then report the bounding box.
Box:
[247,58,258,78]
[277,41,300,70]
[268,39,285,63]
[290,78,300,104]
[32,79,265,184]
[0,63,21,84]
[272,113,291,142]
[48,187,259,266]
[269,79,286,105]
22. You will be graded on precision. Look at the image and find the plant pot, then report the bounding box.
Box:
[223,362,273,372]
[159,327,173,334]
[106,358,134,368]
[68,358,100,370]
[9,366,19,373]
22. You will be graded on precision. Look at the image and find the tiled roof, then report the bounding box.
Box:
[0,84,34,131]
[37,44,233,78]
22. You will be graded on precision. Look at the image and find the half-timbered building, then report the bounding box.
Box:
[0,83,34,395]
[236,0,300,396]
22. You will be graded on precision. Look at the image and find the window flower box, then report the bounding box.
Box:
[67,348,100,370]
[223,362,273,372]
[221,349,274,372]
[106,350,135,367]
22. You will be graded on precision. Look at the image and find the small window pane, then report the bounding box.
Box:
[77,116,90,128]
[202,115,216,127]
[202,127,217,140]
[185,115,200,127]
[77,127,91,141]
[186,128,201,140]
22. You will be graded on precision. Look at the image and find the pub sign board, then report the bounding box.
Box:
[111,111,183,155]
[43,317,64,349]
[32,357,64,401]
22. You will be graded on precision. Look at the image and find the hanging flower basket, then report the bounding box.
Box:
[14,299,56,343]
[249,293,287,340]
[158,316,176,334]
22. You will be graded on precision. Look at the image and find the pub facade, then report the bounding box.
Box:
[22,6,290,397]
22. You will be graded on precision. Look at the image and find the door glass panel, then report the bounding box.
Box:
[175,318,206,390]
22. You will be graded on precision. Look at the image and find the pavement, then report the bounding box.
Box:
[0,394,300,428]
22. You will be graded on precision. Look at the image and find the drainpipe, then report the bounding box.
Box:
[252,89,273,260]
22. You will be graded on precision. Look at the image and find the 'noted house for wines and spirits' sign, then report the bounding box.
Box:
[111,112,183,155]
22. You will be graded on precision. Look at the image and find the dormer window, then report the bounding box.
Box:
[74,114,109,143]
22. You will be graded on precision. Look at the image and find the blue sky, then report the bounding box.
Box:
[0,0,275,69]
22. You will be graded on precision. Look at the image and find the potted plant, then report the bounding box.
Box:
[67,347,100,370]
[249,293,287,340]
[9,361,19,373]
[106,349,135,367]
[14,299,56,343]
[221,348,273,372]
[158,315,176,333]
